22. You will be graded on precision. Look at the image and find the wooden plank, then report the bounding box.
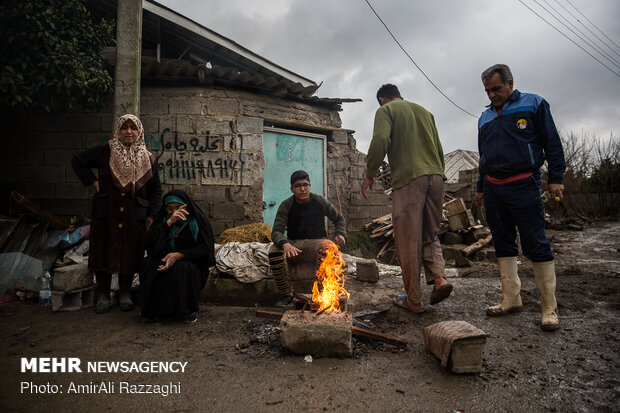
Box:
[351,326,408,348]
[256,310,285,320]
[461,234,493,257]
[0,216,25,252]
[10,191,67,229]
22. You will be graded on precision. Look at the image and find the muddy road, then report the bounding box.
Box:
[1,222,618,412]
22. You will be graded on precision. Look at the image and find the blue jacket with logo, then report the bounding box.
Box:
[476,89,565,192]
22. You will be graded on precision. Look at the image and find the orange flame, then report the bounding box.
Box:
[311,241,350,312]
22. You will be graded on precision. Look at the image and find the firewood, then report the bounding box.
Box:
[461,234,493,257]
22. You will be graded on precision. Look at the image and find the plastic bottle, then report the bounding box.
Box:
[39,268,52,307]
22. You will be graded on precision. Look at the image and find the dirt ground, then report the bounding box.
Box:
[1,222,619,413]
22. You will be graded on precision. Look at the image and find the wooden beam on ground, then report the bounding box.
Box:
[461,234,493,257]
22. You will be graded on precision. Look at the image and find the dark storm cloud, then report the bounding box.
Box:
[159,0,620,153]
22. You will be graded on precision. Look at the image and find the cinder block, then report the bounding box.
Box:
[169,99,203,115]
[236,116,263,134]
[449,338,487,373]
[356,259,379,283]
[281,310,352,357]
[52,287,94,312]
[53,263,93,291]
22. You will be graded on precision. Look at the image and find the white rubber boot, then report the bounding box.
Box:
[533,260,560,331]
[487,257,523,316]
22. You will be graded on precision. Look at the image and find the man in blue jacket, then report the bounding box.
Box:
[474,64,565,331]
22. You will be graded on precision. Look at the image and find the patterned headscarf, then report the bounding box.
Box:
[108,114,153,194]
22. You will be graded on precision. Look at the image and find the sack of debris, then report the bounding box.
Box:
[215,242,271,283]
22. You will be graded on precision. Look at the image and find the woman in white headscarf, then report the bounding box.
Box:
[72,114,162,314]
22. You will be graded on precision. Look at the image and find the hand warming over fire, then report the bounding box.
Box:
[158,252,183,271]
[282,243,302,258]
[334,234,346,246]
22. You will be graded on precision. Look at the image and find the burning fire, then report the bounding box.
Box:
[311,241,350,312]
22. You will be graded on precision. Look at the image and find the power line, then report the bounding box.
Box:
[565,0,620,52]
[363,0,478,118]
[518,0,620,78]
[543,0,620,68]
[537,0,620,69]
[554,0,620,59]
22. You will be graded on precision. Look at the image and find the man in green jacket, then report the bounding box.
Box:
[362,84,452,313]
[269,170,346,306]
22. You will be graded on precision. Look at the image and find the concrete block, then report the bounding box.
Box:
[356,259,379,283]
[140,116,159,133]
[30,166,65,183]
[177,117,194,133]
[196,119,232,136]
[206,98,239,116]
[280,310,352,357]
[169,99,203,115]
[331,130,349,144]
[212,203,245,219]
[236,134,262,151]
[141,99,169,115]
[236,116,263,134]
[52,287,94,312]
[449,338,487,373]
[442,232,464,245]
[53,263,93,292]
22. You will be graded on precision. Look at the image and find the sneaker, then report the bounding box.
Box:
[274,296,294,308]
[182,312,198,324]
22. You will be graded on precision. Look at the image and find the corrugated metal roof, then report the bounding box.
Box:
[444,149,479,183]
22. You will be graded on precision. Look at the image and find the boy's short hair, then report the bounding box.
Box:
[290,170,310,185]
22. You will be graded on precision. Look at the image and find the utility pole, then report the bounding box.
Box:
[113,0,143,123]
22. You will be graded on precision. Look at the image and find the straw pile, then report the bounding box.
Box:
[217,223,272,244]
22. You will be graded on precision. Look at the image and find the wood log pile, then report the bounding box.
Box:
[363,196,493,262]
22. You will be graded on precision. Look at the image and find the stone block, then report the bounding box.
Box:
[280,310,352,357]
[236,116,263,134]
[206,98,239,116]
[236,134,262,151]
[356,259,379,283]
[53,133,86,150]
[331,130,349,144]
[140,116,159,133]
[211,203,245,220]
[141,99,169,115]
[169,99,203,115]
[53,263,93,291]
[177,117,194,133]
[187,185,227,203]
[196,119,232,136]
[442,232,464,245]
[52,287,94,312]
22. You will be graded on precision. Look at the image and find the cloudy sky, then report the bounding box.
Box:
[158,0,619,154]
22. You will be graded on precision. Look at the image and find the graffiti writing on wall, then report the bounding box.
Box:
[98,128,248,186]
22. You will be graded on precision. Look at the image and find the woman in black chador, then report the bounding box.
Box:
[139,190,215,323]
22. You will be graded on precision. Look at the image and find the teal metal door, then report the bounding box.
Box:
[263,128,326,228]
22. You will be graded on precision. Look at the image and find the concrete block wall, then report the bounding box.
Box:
[0,85,390,235]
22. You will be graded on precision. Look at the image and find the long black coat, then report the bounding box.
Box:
[72,144,162,274]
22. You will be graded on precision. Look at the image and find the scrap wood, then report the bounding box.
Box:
[255,310,409,348]
[352,326,408,348]
[461,234,493,257]
[0,216,26,252]
[10,191,68,230]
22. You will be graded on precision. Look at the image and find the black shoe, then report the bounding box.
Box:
[274,296,294,308]
[182,312,198,324]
